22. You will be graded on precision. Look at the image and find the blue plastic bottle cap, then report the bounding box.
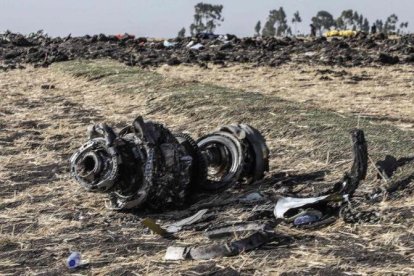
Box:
[68,259,76,267]
[67,252,81,269]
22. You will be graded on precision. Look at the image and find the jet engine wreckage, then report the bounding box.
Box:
[70,116,270,210]
[70,116,370,260]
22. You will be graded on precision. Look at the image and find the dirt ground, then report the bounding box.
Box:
[0,60,413,275]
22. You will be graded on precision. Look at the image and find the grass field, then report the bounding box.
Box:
[0,60,413,275]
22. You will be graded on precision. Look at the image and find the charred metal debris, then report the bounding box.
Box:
[70,117,371,260]
[2,31,414,71]
[70,116,269,210]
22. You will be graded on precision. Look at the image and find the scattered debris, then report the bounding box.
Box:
[330,129,367,196]
[378,53,400,65]
[2,31,414,70]
[325,30,357,37]
[164,231,275,260]
[273,195,343,221]
[205,222,273,239]
[141,218,169,237]
[293,212,322,226]
[70,116,269,210]
[40,84,55,90]
[190,43,204,50]
[141,209,213,236]
[196,123,269,189]
[196,32,219,40]
[166,209,209,233]
[68,114,409,261]
[163,40,177,48]
[273,128,367,228]
[69,116,379,260]
[115,33,135,41]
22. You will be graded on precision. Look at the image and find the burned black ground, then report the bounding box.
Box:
[1,31,414,71]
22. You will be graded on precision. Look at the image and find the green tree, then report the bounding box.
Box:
[262,12,276,37]
[362,18,370,32]
[375,19,384,33]
[336,17,345,30]
[358,14,364,28]
[177,27,186,38]
[254,20,261,37]
[352,11,360,30]
[262,7,290,37]
[352,12,370,31]
[292,11,302,34]
[384,14,398,34]
[336,9,370,31]
[276,7,289,36]
[189,2,224,35]
[336,9,354,29]
[312,11,335,35]
[399,22,409,34]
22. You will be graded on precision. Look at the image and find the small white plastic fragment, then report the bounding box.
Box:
[165,246,187,260]
[273,195,329,219]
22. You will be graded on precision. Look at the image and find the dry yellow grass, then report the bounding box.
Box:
[156,64,414,130]
[0,60,413,275]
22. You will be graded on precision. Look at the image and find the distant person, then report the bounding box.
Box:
[371,24,377,34]
[310,24,316,37]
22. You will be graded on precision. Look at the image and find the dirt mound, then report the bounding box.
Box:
[1,31,414,70]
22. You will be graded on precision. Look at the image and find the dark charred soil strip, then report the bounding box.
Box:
[2,31,414,71]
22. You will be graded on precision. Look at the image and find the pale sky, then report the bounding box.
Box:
[0,0,413,37]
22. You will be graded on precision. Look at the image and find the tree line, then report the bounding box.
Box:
[178,2,410,37]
